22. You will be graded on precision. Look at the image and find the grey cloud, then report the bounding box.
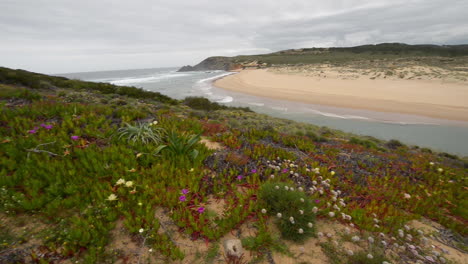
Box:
[0,0,467,73]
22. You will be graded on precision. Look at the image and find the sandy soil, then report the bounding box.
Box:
[214,69,468,122]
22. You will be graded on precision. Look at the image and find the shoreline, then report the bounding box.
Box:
[213,69,468,122]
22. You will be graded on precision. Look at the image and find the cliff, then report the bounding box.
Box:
[178,56,238,72]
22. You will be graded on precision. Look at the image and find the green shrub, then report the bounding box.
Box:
[183,96,251,112]
[349,137,382,151]
[258,182,316,242]
[386,139,405,149]
[439,152,459,160]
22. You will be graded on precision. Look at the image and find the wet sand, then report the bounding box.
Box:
[214,69,468,122]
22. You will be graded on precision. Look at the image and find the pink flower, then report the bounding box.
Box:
[71,136,80,141]
[236,175,243,181]
[179,195,186,202]
[251,169,257,173]
[181,189,189,195]
[44,124,53,130]
[282,169,288,173]
[28,129,37,134]
[197,207,205,213]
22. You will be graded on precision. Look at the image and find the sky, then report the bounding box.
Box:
[1,0,467,74]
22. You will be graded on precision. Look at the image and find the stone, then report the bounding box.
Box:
[223,239,243,258]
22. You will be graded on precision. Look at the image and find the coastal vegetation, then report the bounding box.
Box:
[179,43,468,72]
[0,66,467,263]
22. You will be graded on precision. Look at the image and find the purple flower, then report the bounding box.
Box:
[71,136,80,141]
[251,169,257,173]
[181,189,189,195]
[197,207,205,213]
[179,195,186,202]
[40,123,47,128]
[44,125,53,130]
[236,175,243,181]
[28,129,37,134]
[282,169,288,173]
[315,199,321,204]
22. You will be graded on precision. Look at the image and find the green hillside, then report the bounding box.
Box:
[0,67,466,263]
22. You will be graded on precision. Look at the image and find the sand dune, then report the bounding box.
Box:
[214,69,468,122]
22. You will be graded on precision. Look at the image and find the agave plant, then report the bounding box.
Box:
[154,131,201,160]
[117,122,165,145]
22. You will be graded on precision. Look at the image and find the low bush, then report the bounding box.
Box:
[386,139,405,149]
[182,96,251,112]
[258,182,316,242]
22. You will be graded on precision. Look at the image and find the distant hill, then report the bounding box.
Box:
[178,43,468,72]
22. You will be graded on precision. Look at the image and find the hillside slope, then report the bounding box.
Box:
[178,43,468,71]
[0,67,467,263]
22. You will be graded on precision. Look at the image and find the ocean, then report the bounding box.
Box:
[59,67,468,156]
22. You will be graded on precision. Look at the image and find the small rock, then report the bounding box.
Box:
[223,239,243,258]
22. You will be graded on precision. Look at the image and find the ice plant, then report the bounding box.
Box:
[179,195,186,202]
[139,228,144,233]
[236,175,243,181]
[261,208,267,214]
[197,207,205,213]
[276,213,282,218]
[181,189,189,195]
[298,228,304,234]
[28,128,38,134]
[307,222,313,228]
[125,181,133,188]
[71,135,80,141]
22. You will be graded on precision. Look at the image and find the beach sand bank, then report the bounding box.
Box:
[214,69,468,122]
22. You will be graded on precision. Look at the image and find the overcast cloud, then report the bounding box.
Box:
[1,0,467,73]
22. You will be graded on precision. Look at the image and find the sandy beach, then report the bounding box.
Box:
[214,68,468,122]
